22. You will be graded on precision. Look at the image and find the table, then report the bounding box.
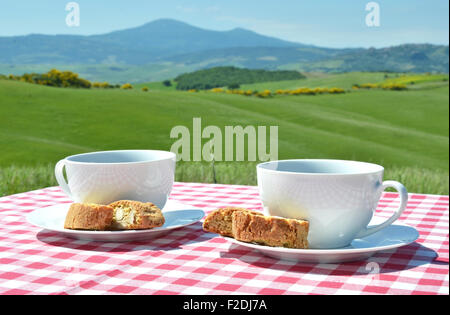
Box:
[0,182,448,295]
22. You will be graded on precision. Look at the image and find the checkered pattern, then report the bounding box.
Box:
[0,182,448,295]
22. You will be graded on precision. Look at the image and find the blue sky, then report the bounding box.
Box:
[0,0,448,48]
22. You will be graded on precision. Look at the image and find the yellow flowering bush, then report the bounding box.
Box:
[8,69,92,88]
[121,83,133,90]
[328,87,345,94]
[244,90,253,96]
[313,88,329,94]
[92,82,113,89]
[288,88,315,95]
[178,85,350,99]
[256,90,272,98]
[353,83,407,91]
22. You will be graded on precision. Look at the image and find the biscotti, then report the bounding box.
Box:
[232,211,309,249]
[64,203,114,230]
[108,200,165,230]
[203,207,261,237]
[203,207,309,249]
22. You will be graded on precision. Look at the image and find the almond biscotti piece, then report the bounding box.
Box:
[232,211,309,249]
[64,203,114,230]
[108,200,165,230]
[203,207,262,237]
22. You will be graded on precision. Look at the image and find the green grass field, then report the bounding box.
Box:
[1,162,448,197]
[134,80,177,91]
[241,72,390,90]
[0,72,448,196]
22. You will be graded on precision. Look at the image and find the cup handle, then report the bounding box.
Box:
[55,159,72,198]
[355,180,408,239]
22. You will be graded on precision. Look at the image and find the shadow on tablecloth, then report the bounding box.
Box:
[34,222,214,252]
[220,242,444,276]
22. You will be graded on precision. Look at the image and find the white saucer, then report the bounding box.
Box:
[226,220,419,264]
[26,200,204,242]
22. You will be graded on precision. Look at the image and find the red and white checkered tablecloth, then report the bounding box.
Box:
[0,182,448,295]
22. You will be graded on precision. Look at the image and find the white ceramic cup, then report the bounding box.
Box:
[257,159,408,249]
[55,150,176,208]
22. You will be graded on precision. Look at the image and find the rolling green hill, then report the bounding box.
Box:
[280,44,449,74]
[0,73,448,195]
[166,44,449,74]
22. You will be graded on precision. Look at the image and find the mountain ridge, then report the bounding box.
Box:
[0,18,303,64]
[0,18,448,82]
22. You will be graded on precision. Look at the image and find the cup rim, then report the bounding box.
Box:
[64,150,176,165]
[257,159,384,176]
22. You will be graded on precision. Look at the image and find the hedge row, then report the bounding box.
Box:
[7,69,133,90]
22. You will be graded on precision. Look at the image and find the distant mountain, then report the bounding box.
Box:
[90,19,302,55]
[0,19,448,82]
[0,19,301,65]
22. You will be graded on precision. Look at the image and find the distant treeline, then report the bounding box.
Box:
[6,69,133,90]
[174,66,306,90]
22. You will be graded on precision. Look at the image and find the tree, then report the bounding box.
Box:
[174,66,305,91]
[227,83,240,90]
[162,80,172,87]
